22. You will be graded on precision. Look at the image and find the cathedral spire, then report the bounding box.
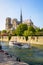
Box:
[20,9,22,23]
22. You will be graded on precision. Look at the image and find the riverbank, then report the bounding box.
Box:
[9,36,43,45]
[0,50,28,65]
[0,36,43,45]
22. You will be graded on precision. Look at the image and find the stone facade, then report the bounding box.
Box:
[23,19,37,29]
[23,19,33,26]
[0,36,43,45]
[12,18,20,30]
[0,36,9,42]
[5,11,22,31]
[5,17,37,31]
[5,17,21,31]
[5,11,37,31]
[5,17,12,31]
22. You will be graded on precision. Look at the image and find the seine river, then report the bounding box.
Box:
[1,41,43,65]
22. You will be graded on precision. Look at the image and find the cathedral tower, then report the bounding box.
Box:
[20,10,22,23]
[5,17,12,31]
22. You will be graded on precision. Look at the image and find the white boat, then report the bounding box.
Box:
[9,41,22,46]
[9,41,16,46]
[9,41,31,48]
[22,44,31,48]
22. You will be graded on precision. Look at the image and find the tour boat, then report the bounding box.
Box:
[21,44,31,48]
[9,41,15,46]
[9,41,22,46]
[9,41,31,48]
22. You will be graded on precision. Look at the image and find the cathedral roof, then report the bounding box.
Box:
[24,19,33,24]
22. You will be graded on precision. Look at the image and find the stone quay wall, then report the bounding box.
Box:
[0,36,43,45]
[0,36,9,42]
[10,36,43,45]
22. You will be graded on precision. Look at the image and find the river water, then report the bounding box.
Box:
[0,41,43,65]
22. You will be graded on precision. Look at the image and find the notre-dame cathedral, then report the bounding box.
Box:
[5,11,37,31]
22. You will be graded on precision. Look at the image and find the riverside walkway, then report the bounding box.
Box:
[0,50,28,65]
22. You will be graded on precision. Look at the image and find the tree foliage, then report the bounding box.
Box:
[40,28,43,31]
[2,30,7,33]
[11,30,16,35]
[16,24,28,36]
[35,28,40,32]
[28,26,36,33]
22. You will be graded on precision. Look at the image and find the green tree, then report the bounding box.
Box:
[23,30,28,37]
[23,30,35,37]
[1,30,7,35]
[35,28,41,36]
[23,30,29,40]
[23,29,35,40]
[2,30,7,33]
[35,28,40,32]
[11,30,16,35]
[40,28,43,31]
[28,26,36,33]
[16,23,28,36]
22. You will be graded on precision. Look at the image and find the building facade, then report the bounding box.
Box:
[5,17,12,31]
[12,18,20,30]
[5,11,37,31]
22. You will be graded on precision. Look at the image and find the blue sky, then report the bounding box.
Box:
[0,0,43,30]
